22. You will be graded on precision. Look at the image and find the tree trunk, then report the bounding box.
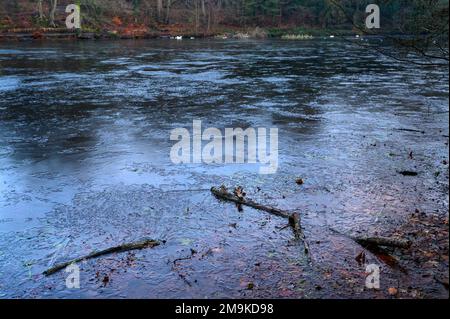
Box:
[207,3,211,33]
[279,1,282,27]
[201,0,206,16]
[165,0,171,24]
[37,0,44,20]
[157,0,163,21]
[195,0,199,32]
[49,0,58,27]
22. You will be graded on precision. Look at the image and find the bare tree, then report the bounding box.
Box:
[49,0,58,27]
[37,0,44,20]
[329,0,449,66]
[157,0,163,21]
[201,0,206,16]
[165,0,172,23]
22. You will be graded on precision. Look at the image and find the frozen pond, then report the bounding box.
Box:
[0,39,448,298]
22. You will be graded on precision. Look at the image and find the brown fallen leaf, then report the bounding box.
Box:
[388,287,398,296]
[102,275,110,286]
[355,251,366,266]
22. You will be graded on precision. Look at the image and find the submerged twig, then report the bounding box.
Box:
[395,128,426,134]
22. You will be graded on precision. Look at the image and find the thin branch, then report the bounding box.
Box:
[43,239,162,276]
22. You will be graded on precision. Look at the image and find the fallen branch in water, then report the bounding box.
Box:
[289,212,310,254]
[330,228,412,249]
[353,236,412,249]
[211,186,290,218]
[43,239,162,276]
[330,228,410,272]
[211,186,310,255]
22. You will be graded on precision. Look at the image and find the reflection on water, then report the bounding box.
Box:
[0,39,448,298]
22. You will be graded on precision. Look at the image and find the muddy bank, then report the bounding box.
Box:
[0,26,352,41]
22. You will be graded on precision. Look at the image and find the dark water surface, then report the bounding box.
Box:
[0,39,448,298]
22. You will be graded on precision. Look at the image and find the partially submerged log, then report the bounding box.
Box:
[211,186,310,255]
[330,228,410,271]
[354,236,412,249]
[211,186,290,218]
[44,239,161,276]
[290,212,310,254]
[330,228,412,249]
[289,212,301,236]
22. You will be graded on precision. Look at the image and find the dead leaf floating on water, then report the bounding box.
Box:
[388,287,398,296]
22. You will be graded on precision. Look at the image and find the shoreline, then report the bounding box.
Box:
[0,26,372,42]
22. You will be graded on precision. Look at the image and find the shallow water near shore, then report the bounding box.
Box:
[0,39,448,298]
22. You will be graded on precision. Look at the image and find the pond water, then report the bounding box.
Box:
[0,39,448,298]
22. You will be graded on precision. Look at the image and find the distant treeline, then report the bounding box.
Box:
[0,0,448,34]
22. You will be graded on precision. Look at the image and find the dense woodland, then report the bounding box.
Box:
[0,1,448,63]
[0,0,448,33]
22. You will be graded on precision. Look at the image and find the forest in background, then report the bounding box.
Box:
[0,0,448,36]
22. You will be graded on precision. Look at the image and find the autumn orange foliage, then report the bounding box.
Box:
[122,24,149,37]
[112,16,123,27]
